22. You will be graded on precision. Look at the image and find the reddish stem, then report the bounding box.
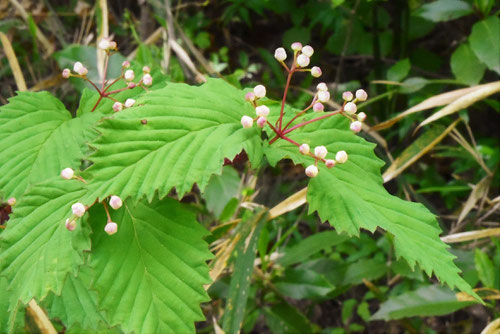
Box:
[283,110,342,135]
[101,52,110,90]
[90,95,104,113]
[102,201,112,223]
[276,66,295,131]
[282,101,315,131]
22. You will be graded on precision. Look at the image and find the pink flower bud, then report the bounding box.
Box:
[350,121,362,133]
[109,41,117,49]
[122,60,130,68]
[305,165,318,178]
[274,47,287,61]
[357,112,367,122]
[77,66,88,76]
[142,73,153,86]
[314,146,328,159]
[98,38,111,50]
[311,66,322,78]
[104,222,118,235]
[65,218,76,231]
[317,91,330,103]
[297,54,310,67]
[61,168,74,180]
[127,82,136,89]
[125,99,136,108]
[325,159,336,168]
[142,66,151,73]
[113,102,123,112]
[335,150,348,164]
[241,115,253,128]
[316,82,328,91]
[301,45,314,57]
[72,202,86,217]
[62,68,71,79]
[299,143,310,155]
[73,62,83,73]
[291,42,302,51]
[313,102,324,112]
[257,116,266,128]
[255,105,270,117]
[344,102,357,115]
[342,91,353,101]
[356,89,368,101]
[124,69,135,81]
[109,195,123,210]
[7,197,16,206]
[245,92,256,102]
[254,85,266,98]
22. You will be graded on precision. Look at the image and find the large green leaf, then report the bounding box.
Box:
[0,92,102,200]
[0,178,90,306]
[469,16,500,74]
[88,197,212,334]
[415,0,473,22]
[264,113,476,298]
[450,43,486,85]
[83,78,263,202]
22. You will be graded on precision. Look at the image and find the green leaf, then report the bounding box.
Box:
[342,259,387,285]
[274,268,334,300]
[415,0,473,22]
[0,178,90,306]
[84,78,263,201]
[474,249,495,288]
[372,285,477,320]
[451,44,486,85]
[0,277,25,334]
[204,166,241,218]
[0,92,102,200]
[387,58,411,82]
[88,197,212,334]
[469,16,500,74]
[264,113,477,298]
[263,302,316,334]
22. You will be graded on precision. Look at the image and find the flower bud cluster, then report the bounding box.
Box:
[341,89,368,133]
[273,42,322,78]
[98,37,117,51]
[62,62,89,78]
[300,144,349,178]
[241,84,270,129]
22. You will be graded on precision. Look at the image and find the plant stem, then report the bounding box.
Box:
[283,110,342,135]
[276,67,295,131]
[282,101,315,131]
[90,95,104,113]
[102,201,112,222]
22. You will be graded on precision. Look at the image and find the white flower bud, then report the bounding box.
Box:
[62,68,71,79]
[342,91,353,101]
[344,102,357,115]
[241,115,253,128]
[274,47,287,61]
[109,41,117,49]
[296,54,310,67]
[255,105,270,117]
[350,121,362,133]
[311,66,322,78]
[73,62,83,73]
[105,222,118,235]
[254,85,266,98]
[291,42,302,51]
[257,116,266,128]
[122,60,130,68]
[335,150,348,164]
[7,197,16,206]
[357,112,367,122]
[109,195,123,210]
[317,91,330,103]
[124,70,135,81]
[65,218,76,231]
[305,165,318,178]
[142,66,151,73]
[314,146,328,159]
[313,102,324,112]
[325,159,336,168]
[299,143,310,155]
[98,38,111,50]
[316,82,328,91]
[113,102,123,112]
[71,202,86,217]
[301,45,314,57]
[125,99,136,108]
[245,92,256,102]
[356,89,368,101]
[77,66,88,76]
[61,168,74,180]
[142,73,153,86]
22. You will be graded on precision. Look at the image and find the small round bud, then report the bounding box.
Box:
[313,102,324,112]
[342,91,353,101]
[305,165,318,178]
[98,38,111,50]
[142,73,153,86]
[142,66,151,73]
[255,105,270,117]
[311,66,322,78]
[317,82,328,91]
[125,99,136,108]
[291,42,302,51]
[257,116,266,128]
[274,47,287,61]
[122,60,130,68]
[109,195,123,210]
[104,222,118,235]
[344,102,357,115]
[241,115,253,128]
[7,197,16,206]
[113,102,123,112]
[356,89,368,101]
[254,85,266,98]
[124,69,135,81]
[61,168,74,180]
[350,121,362,133]
[245,92,256,102]
[65,218,77,231]
[299,143,310,155]
[109,41,117,49]
[73,62,83,73]
[301,45,314,57]
[71,202,86,217]
[62,68,71,79]
[335,150,348,164]
[325,159,336,168]
[77,66,88,76]
[297,54,310,67]
[357,112,367,122]
[317,91,330,103]
[127,82,136,89]
[314,145,328,159]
